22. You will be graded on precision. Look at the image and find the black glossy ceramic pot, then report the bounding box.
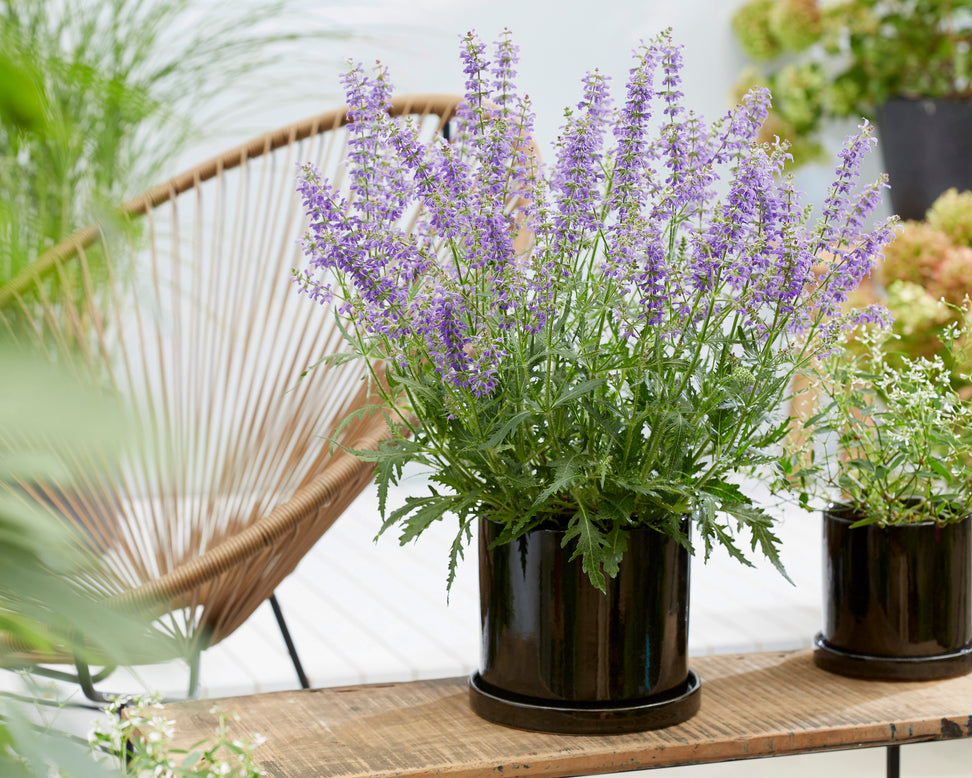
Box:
[814,505,972,680]
[876,98,972,220]
[469,519,701,733]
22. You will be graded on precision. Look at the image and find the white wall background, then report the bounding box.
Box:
[175,0,886,216]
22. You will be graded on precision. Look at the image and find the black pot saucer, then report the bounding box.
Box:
[813,633,972,681]
[468,669,701,735]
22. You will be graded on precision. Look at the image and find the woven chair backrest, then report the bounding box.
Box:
[0,95,460,654]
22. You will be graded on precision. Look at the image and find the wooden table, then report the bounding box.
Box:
[163,650,972,778]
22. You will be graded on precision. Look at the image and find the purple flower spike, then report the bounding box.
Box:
[491,29,519,114]
[817,121,879,250]
[551,70,612,253]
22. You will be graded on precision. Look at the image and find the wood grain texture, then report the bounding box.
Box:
[163,650,972,777]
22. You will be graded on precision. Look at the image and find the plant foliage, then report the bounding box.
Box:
[297,29,893,589]
[0,0,348,293]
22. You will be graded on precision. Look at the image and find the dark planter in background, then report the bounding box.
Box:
[876,98,972,220]
[469,518,700,734]
[814,504,972,680]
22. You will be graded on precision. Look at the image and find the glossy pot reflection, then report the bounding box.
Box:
[477,518,691,703]
[815,505,972,680]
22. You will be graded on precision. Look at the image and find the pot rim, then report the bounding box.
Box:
[823,501,970,528]
[482,516,690,537]
[880,96,972,106]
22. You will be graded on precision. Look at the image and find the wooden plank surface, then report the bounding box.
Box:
[163,650,972,778]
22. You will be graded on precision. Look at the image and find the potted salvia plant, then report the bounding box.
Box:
[785,312,972,680]
[296,28,893,733]
[731,0,972,219]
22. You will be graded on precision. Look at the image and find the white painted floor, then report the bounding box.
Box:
[21,476,972,776]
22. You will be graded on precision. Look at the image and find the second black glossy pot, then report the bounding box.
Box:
[877,98,972,220]
[814,504,972,680]
[469,519,700,733]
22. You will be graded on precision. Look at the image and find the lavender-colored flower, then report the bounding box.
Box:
[766,175,817,326]
[458,31,489,122]
[816,121,879,250]
[658,36,687,189]
[550,70,612,252]
[713,87,772,165]
[689,148,770,294]
[413,285,471,382]
[602,38,668,321]
[300,34,890,380]
[491,29,519,114]
[816,216,897,318]
[839,174,891,240]
[606,40,659,215]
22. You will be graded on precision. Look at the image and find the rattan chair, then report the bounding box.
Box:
[0,94,461,700]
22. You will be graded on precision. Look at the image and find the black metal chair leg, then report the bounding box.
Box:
[887,744,901,778]
[187,645,202,699]
[269,593,310,689]
[74,655,110,704]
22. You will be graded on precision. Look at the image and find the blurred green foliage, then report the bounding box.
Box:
[0,0,348,291]
[0,1,352,772]
[878,189,972,378]
[0,344,149,776]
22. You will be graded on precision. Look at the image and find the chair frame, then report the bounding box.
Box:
[0,95,461,701]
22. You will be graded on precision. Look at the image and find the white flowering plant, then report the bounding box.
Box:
[783,299,972,526]
[88,696,264,778]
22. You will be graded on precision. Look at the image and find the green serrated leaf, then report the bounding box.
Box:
[446,515,475,598]
[601,523,628,580]
[563,510,607,592]
[550,377,607,410]
[701,478,746,503]
[723,502,792,584]
[695,494,752,567]
[531,454,583,508]
[398,497,450,543]
[478,409,535,449]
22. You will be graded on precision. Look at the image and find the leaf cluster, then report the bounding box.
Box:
[89,698,263,777]
[0,343,187,776]
[345,199,815,591]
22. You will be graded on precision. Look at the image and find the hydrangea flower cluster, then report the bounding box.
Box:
[297,29,894,589]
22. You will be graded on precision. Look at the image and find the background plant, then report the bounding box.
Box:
[783,306,972,526]
[0,0,348,297]
[732,0,972,168]
[877,188,972,380]
[297,29,893,590]
[0,345,270,776]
